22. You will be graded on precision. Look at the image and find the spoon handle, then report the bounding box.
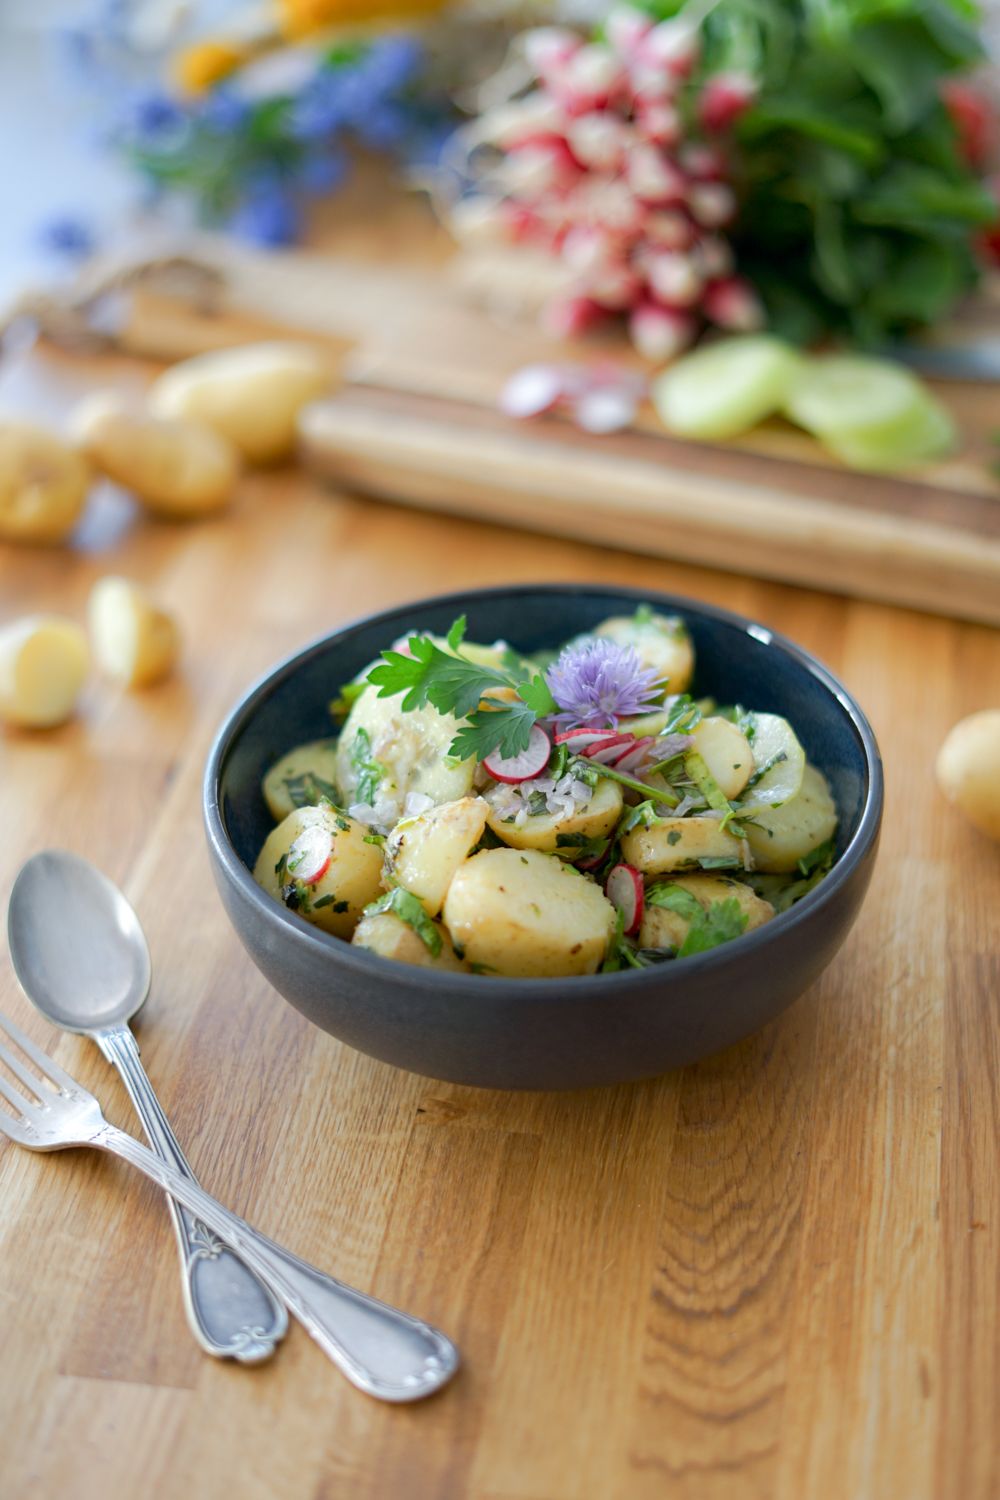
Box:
[96,1025,288,1364]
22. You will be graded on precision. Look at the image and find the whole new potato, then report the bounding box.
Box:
[74,395,238,517]
[935,710,1000,841]
[147,341,332,464]
[0,423,90,543]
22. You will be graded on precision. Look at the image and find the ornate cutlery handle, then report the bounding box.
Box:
[97,1027,288,1364]
[90,1119,459,1402]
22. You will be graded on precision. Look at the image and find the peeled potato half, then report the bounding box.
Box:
[0,423,90,543]
[88,576,180,688]
[0,615,89,727]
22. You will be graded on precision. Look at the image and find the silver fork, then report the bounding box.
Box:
[0,1008,458,1402]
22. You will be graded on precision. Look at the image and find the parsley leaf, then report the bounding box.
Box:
[678,898,748,957]
[518,673,557,716]
[363,886,442,957]
[329,679,367,720]
[450,698,538,762]
[447,615,467,652]
[368,636,510,717]
[350,728,383,806]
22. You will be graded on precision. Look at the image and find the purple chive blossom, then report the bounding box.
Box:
[545,640,662,729]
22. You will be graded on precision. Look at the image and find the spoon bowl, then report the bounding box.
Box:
[7,848,150,1035]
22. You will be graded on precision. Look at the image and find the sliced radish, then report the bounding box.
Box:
[484,722,551,783]
[584,732,636,763]
[553,728,620,751]
[605,863,644,935]
[612,735,656,773]
[287,825,334,885]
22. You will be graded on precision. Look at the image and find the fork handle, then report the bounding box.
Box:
[90,1120,458,1402]
[96,1026,288,1365]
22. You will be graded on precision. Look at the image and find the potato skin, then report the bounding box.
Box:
[77,404,238,517]
[443,848,616,977]
[936,710,1000,841]
[263,739,341,822]
[486,775,622,853]
[743,763,837,873]
[388,796,489,916]
[253,804,383,938]
[621,815,742,874]
[87,575,180,688]
[148,341,331,464]
[0,423,90,543]
[351,911,471,971]
[639,873,774,951]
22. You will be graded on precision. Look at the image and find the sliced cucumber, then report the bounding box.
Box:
[651,335,802,442]
[784,355,955,471]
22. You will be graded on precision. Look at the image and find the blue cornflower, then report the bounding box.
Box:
[125,92,188,147]
[230,184,300,246]
[545,640,662,729]
[38,217,95,259]
[297,148,349,194]
[198,88,249,134]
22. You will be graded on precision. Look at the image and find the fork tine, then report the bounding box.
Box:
[0,1008,81,1093]
[0,1067,37,1119]
[0,1098,31,1143]
[0,1037,49,1101]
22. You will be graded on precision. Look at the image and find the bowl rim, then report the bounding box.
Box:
[204,581,883,996]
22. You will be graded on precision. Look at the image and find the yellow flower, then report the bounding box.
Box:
[277,0,448,40]
[174,40,248,94]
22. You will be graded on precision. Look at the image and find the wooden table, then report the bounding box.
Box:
[1,297,1000,1500]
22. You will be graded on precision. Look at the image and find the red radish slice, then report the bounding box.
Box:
[484,723,551,784]
[553,729,617,750]
[605,864,644,935]
[584,732,637,763]
[287,826,334,885]
[613,736,656,773]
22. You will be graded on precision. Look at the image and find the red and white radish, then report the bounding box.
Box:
[554,728,620,753]
[605,863,644,934]
[584,731,637,763]
[612,735,656,773]
[484,722,552,783]
[286,825,334,885]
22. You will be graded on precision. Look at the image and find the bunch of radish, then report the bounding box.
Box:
[457,4,762,361]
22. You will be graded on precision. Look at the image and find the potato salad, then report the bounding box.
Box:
[253,608,839,978]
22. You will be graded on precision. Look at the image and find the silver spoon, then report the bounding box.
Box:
[7,848,288,1364]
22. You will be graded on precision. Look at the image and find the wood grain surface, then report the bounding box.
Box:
[1,196,999,1499]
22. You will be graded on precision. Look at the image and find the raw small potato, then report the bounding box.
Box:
[336,683,475,810]
[73,393,239,518]
[351,911,471,971]
[263,739,341,822]
[743,762,838,873]
[443,848,616,977]
[935,710,1000,841]
[486,775,623,854]
[0,422,90,543]
[0,615,89,728]
[388,796,490,916]
[621,814,743,874]
[148,341,331,464]
[87,576,180,689]
[253,804,384,939]
[690,716,754,799]
[639,873,775,951]
[594,611,694,694]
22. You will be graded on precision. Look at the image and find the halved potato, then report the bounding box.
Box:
[351,911,471,971]
[253,804,383,938]
[593,611,694,695]
[621,814,742,874]
[0,615,89,727]
[388,796,490,916]
[639,872,774,951]
[743,762,837,873]
[74,397,239,518]
[263,739,341,821]
[740,712,805,808]
[486,775,622,853]
[443,848,616,977]
[87,575,180,688]
[690,716,754,798]
[335,682,475,811]
[0,423,90,543]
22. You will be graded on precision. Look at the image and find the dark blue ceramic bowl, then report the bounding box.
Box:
[204,584,882,1090]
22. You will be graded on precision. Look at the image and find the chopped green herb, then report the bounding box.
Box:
[329,678,367,720]
[555,830,611,863]
[470,962,499,975]
[350,727,384,806]
[312,895,349,913]
[666,829,682,846]
[362,832,386,847]
[646,883,748,957]
[618,800,660,837]
[335,816,350,833]
[684,751,730,814]
[698,856,743,869]
[363,885,442,957]
[282,770,341,810]
[447,615,467,652]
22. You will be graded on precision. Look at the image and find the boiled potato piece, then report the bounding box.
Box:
[388,796,490,916]
[0,423,90,543]
[74,395,239,517]
[594,610,694,694]
[621,814,742,874]
[740,712,805,809]
[335,683,475,813]
[936,710,1000,841]
[486,775,623,854]
[148,342,331,464]
[0,615,89,727]
[690,716,754,798]
[639,873,774,951]
[87,576,180,688]
[443,848,616,977]
[263,739,341,822]
[253,804,383,938]
[743,762,837,873]
[351,911,471,971]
